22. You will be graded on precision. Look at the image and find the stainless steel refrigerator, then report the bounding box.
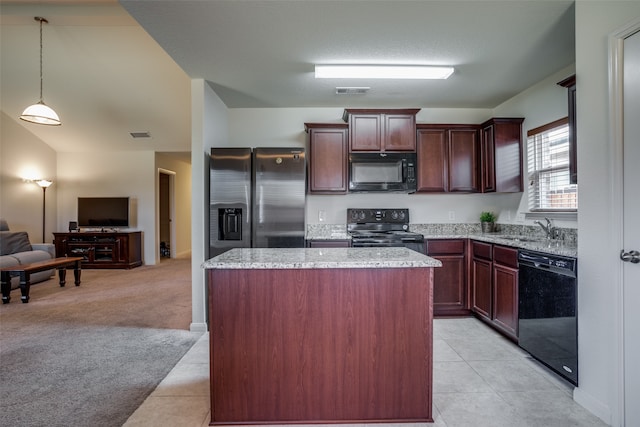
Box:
[209,147,306,257]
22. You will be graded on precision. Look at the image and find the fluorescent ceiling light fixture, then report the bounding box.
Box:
[315,64,454,79]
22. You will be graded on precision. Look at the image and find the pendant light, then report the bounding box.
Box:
[20,17,61,126]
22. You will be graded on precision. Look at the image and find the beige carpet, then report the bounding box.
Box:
[0,256,201,427]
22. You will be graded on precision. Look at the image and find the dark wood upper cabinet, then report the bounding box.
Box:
[304,123,349,194]
[558,75,577,184]
[416,124,479,193]
[343,108,419,152]
[480,118,524,193]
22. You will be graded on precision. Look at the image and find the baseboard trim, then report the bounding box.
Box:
[573,387,611,425]
[190,322,208,333]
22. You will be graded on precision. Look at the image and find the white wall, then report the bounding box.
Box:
[190,79,229,332]
[0,112,57,243]
[156,153,192,258]
[228,107,524,226]
[56,151,157,265]
[573,2,640,426]
[493,64,577,229]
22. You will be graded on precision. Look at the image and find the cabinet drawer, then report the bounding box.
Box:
[472,241,493,260]
[493,245,518,268]
[427,239,465,255]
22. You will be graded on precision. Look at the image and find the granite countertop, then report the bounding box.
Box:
[422,233,577,257]
[306,224,577,258]
[202,247,442,270]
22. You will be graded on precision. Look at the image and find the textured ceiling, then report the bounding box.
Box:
[1,0,575,154]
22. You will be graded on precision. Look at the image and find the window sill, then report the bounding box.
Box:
[525,211,577,222]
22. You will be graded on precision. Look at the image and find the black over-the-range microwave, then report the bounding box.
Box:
[348,152,417,192]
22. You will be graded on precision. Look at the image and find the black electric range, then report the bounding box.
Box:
[347,208,425,253]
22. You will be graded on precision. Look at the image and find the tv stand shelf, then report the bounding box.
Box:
[53,231,142,269]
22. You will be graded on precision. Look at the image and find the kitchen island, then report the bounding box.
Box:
[203,247,441,425]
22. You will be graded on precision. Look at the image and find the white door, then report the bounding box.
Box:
[623,28,640,427]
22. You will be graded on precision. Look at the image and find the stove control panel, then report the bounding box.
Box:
[347,208,410,224]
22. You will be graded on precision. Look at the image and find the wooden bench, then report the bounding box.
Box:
[1,257,83,304]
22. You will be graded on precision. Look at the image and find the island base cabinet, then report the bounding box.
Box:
[208,267,434,424]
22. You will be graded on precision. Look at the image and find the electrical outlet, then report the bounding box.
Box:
[448,211,455,221]
[318,210,326,222]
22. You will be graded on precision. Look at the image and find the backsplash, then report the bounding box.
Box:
[306,222,578,246]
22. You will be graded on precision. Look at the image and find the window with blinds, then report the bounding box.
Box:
[527,117,577,211]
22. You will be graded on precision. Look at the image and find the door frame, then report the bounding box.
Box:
[608,17,640,427]
[158,168,176,260]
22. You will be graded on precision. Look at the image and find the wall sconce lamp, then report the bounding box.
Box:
[35,179,53,243]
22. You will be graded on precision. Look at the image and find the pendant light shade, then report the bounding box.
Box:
[20,17,61,126]
[20,102,61,125]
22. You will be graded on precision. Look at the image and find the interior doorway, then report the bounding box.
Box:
[159,169,176,260]
[611,19,640,427]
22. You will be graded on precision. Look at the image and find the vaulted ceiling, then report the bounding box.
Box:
[1,0,575,154]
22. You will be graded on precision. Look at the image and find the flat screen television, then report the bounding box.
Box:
[77,197,129,227]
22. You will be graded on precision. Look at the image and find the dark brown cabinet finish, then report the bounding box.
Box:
[208,266,434,424]
[53,231,142,269]
[558,75,577,184]
[471,241,519,341]
[305,123,348,194]
[480,118,525,193]
[471,241,493,319]
[307,239,351,248]
[492,245,519,338]
[427,239,469,316]
[416,125,479,193]
[343,109,419,152]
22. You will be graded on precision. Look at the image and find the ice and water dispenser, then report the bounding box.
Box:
[218,208,243,241]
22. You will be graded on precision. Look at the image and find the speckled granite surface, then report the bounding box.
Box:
[306,223,578,258]
[202,247,442,269]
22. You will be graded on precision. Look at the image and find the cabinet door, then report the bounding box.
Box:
[481,118,524,193]
[432,255,467,316]
[349,114,381,151]
[448,129,479,192]
[472,258,492,320]
[493,263,518,339]
[416,129,448,192]
[308,128,348,193]
[384,114,416,151]
[428,239,467,316]
[481,124,496,192]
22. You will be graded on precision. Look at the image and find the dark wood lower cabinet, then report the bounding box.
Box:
[472,257,492,319]
[492,245,519,339]
[208,267,434,424]
[428,239,470,316]
[471,241,519,341]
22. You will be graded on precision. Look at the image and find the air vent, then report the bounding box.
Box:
[130,131,151,139]
[336,87,370,95]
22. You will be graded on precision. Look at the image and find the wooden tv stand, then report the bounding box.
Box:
[53,231,142,269]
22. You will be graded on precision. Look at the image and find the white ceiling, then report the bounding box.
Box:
[1,0,575,155]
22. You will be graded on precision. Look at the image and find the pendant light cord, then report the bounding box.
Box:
[36,17,48,103]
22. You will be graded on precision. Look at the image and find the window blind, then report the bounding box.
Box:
[527,118,577,211]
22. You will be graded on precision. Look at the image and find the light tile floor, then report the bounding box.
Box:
[123,318,607,427]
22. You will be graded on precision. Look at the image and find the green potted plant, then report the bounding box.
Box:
[480,211,497,233]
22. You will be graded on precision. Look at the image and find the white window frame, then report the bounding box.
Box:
[526,117,577,215]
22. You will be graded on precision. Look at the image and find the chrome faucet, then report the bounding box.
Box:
[534,217,556,239]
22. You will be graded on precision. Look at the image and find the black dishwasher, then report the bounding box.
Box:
[518,250,578,385]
